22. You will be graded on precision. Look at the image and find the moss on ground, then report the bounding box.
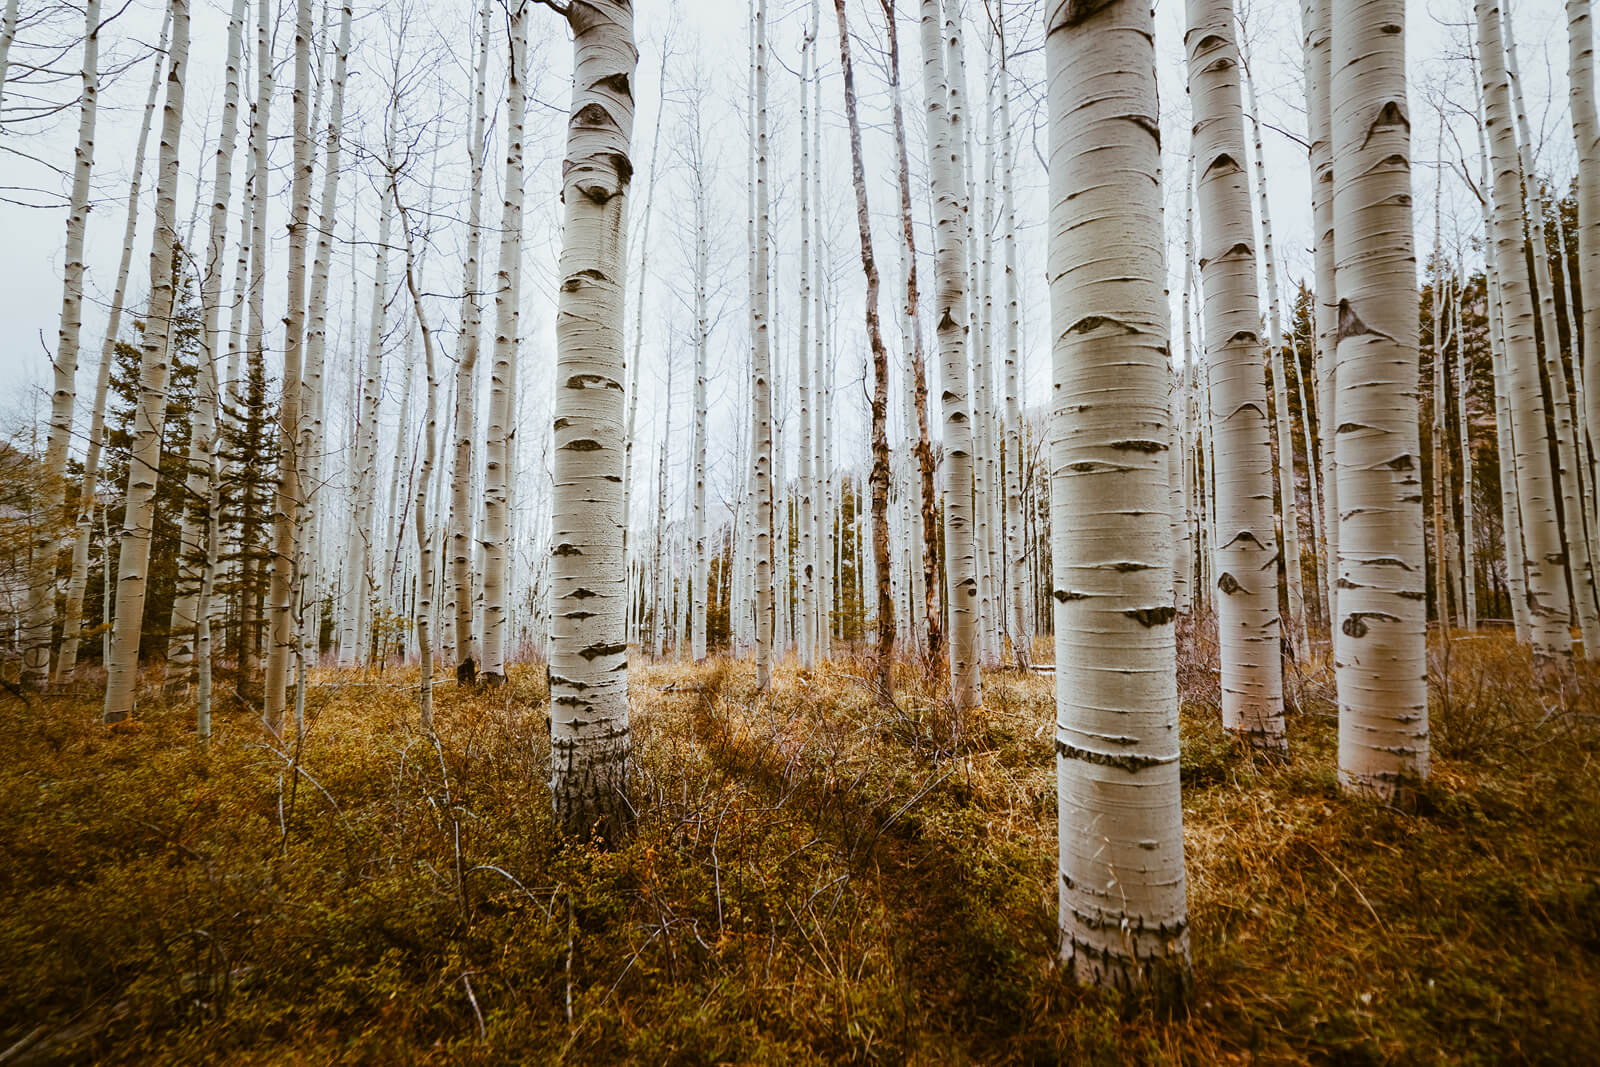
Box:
[0,633,1595,1063]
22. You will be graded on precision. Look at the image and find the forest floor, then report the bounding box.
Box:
[0,630,1597,1064]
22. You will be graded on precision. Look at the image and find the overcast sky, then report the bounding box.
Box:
[0,0,1585,524]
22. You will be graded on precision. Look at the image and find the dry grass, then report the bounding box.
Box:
[0,632,1596,1064]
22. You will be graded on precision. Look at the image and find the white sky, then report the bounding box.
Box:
[0,0,1585,536]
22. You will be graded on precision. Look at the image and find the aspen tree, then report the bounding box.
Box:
[446,0,492,681]
[1240,40,1306,651]
[260,0,317,732]
[481,1,527,686]
[884,0,942,664]
[833,0,895,698]
[748,0,775,688]
[104,0,190,724]
[798,2,818,667]
[996,0,1028,670]
[1303,0,1338,629]
[547,0,636,839]
[1478,0,1574,678]
[920,0,981,710]
[21,0,99,688]
[1570,0,1600,502]
[683,84,712,665]
[1430,170,1452,630]
[342,186,391,667]
[1186,0,1285,752]
[1506,21,1600,652]
[0,0,17,111]
[167,0,250,691]
[1047,0,1189,998]
[1455,268,1477,631]
[56,15,169,682]
[1487,238,1532,641]
[1330,0,1429,796]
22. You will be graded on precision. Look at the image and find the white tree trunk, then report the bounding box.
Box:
[480,1,527,685]
[1330,0,1429,798]
[1570,0,1600,544]
[22,0,100,688]
[548,0,635,839]
[1478,0,1574,678]
[1047,0,1189,998]
[920,0,981,711]
[1303,0,1338,634]
[104,0,190,723]
[1186,0,1285,752]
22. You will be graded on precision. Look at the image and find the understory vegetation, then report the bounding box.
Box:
[1,631,1596,1064]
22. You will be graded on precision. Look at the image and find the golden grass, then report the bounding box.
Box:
[0,632,1595,1063]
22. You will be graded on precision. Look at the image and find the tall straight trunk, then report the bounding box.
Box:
[1570,0,1600,519]
[1330,0,1429,798]
[262,0,315,732]
[1182,162,1203,615]
[293,0,351,688]
[0,0,18,111]
[1047,0,1189,999]
[548,0,635,839]
[1489,240,1532,640]
[1241,42,1306,652]
[797,3,817,666]
[1303,0,1338,633]
[57,15,169,682]
[1506,22,1600,653]
[449,0,492,678]
[996,2,1029,670]
[920,0,981,711]
[104,0,190,723]
[751,0,775,689]
[1456,271,1478,630]
[688,95,711,665]
[885,0,941,665]
[1186,0,1285,752]
[1478,0,1575,678]
[22,0,100,688]
[481,2,527,685]
[833,0,894,699]
[1294,324,1328,627]
[1430,170,1452,630]
[167,0,250,690]
[394,182,440,729]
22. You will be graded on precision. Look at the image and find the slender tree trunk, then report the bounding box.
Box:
[920,0,981,711]
[1506,22,1600,654]
[833,0,894,700]
[1570,0,1600,531]
[885,0,941,667]
[548,0,635,840]
[996,1,1029,670]
[58,10,168,682]
[481,2,527,686]
[22,0,100,688]
[1303,0,1338,635]
[167,0,249,696]
[797,5,817,667]
[749,0,775,689]
[1241,42,1306,653]
[1479,0,1575,680]
[0,0,19,112]
[104,0,190,724]
[1456,270,1478,630]
[1186,0,1285,752]
[1047,0,1190,1000]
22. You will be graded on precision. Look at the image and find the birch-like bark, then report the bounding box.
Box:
[481,1,527,685]
[797,3,817,667]
[342,190,390,666]
[1047,0,1189,999]
[448,0,492,679]
[1478,0,1574,678]
[1505,21,1600,653]
[920,0,980,710]
[57,15,169,682]
[548,0,635,839]
[1570,0,1600,526]
[1303,0,1338,632]
[1241,43,1306,652]
[1455,270,1477,630]
[104,0,190,723]
[1186,0,1284,752]
[687,91,711,665]
[262,0,315,732]
[750,0,775,688]
[168,0,250,690]
[833,0,894,698]
[0,0,18,113]
[1330,0,1429,797]
[997,1,1029,670]
[886,0,942,665]
[22,0,100,688]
